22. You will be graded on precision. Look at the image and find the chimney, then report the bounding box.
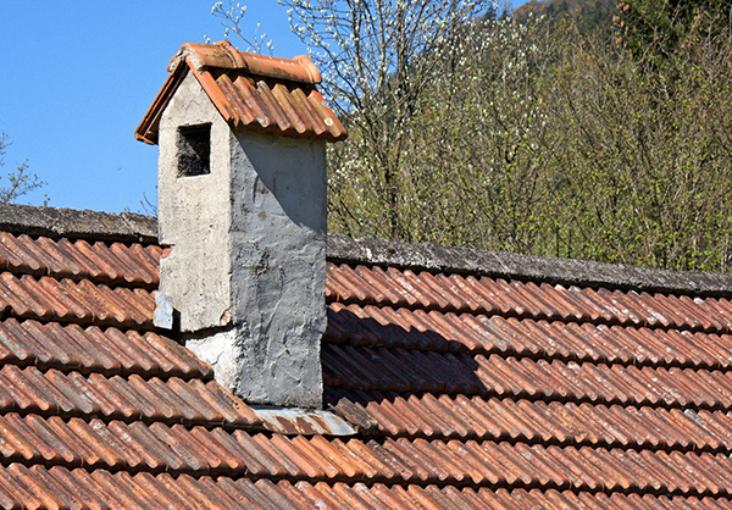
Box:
[135,41,346,408]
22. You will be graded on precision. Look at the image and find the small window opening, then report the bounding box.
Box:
[177,124,211,177]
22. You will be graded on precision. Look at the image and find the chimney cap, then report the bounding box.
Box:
[135,40,346,145]
[169,40,322,84]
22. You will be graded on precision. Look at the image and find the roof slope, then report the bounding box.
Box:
[1,205,732,508]
[135,40,346,144]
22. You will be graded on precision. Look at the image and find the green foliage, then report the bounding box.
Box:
[514,0,616,35]
[616,0,731,65]
[328,12,732,272]
[217,1,732,272]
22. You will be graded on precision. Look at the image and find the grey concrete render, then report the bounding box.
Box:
[156,73,326,408]
[156,72,234,333]
[226,129,327,409]
[185,329,242,390]
[2,202,732,297]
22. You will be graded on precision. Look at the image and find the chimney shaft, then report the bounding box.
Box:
[143,43,345,409]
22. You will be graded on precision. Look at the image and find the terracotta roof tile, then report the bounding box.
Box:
[0,206,732,507]
[1,465,729,510]
[328,391,732,450]
[326,303,732,369]
[327,262,732,331]
[0,318,210,379]
[323,344,732,409]
[0,365,258,427]
[135,40,346,144]
[0,232,161,287]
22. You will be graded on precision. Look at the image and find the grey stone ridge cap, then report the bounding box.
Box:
[0,203,158,245]
[1,203,731,296]
[327,234,732,297]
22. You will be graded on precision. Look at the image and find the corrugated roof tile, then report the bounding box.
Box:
[0,272,154,327]
[327,391,732,450]
[0,463,732,508]
[0,318,210,379]
[0,365,258,427]
[0,232,160,287]
[0,216,732,506]
[327,263,732,332]
[136,41,346,145]
[324,344,732,410]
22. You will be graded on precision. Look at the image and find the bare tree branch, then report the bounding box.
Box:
[0,134,46,204]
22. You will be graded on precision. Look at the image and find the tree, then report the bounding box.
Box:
[0,134,45,204]
[542,25,732,270]
[615,0,732,65]
[213,1,732,272]
[215,0,496,241]
[513,0,616,35]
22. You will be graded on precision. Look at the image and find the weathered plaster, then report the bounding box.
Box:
[155,74,327,408]
[0,203,157,244]
[228,131,327,408]
[156,73,233,333]
[326,235,732,297]
[185,329,241,391]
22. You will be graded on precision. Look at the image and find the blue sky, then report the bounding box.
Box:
[0,1,523,213]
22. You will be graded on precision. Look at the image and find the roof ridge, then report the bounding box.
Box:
[0,203,157,244]
[1,203,730,296]
[135,41,343,144]
[328,234,732,297]
[171,40,322,84]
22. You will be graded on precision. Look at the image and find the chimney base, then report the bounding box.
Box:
[185,323,323,409]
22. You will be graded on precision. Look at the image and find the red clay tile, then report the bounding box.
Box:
[136,41,346,145]
[2,224,732,506]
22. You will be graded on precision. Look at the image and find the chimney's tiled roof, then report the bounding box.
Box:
[1,204,732,508]
[135,40,347,144]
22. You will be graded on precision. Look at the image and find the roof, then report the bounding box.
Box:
[135,40,347,144]
[1,204,732,508]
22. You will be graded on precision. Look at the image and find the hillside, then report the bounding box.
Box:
[513,0,616,33]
